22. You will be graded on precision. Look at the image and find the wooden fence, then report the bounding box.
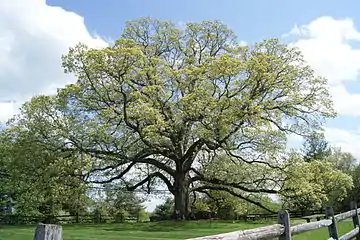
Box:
[189,203,360,240]
[0,209,327,225]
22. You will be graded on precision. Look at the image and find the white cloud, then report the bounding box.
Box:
[285,16,360,159]
[0,0,108,122]
[324,127,360,160]
[287,16,360,116]
[329,86,360,116]
[0,101,16,122]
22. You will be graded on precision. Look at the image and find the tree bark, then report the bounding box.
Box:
[173,170,190,220]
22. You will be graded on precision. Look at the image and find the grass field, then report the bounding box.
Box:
[0,220,355,240]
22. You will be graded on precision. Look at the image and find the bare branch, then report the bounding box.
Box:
[127,172,174,194]
[226,150,286,171]
[89,162,136,184]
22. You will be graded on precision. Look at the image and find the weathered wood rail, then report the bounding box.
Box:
[188,202,360,240]
[34,223,62,240]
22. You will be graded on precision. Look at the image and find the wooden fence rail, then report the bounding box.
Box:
[0,210,327,225]
[188,202,360,240]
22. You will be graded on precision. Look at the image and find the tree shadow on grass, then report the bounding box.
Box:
[103,221,198,232]
[101,220,270,233]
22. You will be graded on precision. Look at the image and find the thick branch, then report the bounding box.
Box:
[192,185,276,213]
[134,158,175,175]
[89,162,127,173]
[78,147,176,176]
[190,168,278,194]
[226,150,286,171]
[182,139,204,170]
[89,162,136,184]
[127,172,175,194]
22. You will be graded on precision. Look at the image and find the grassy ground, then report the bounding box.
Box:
[0,219,355,240]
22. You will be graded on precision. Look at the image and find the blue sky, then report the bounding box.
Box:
[2,0,360,210]
[47,0,360,42]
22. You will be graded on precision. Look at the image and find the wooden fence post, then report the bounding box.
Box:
[34,223,62,240]
[326,206,339,240]
[94,211,101,224]
[350,201,360,240]
[75,212,79,223]
[278,210,291,240]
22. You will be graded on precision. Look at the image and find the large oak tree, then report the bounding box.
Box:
[11,18,336,219]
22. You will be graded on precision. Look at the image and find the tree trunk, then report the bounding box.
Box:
[173,171,190,220]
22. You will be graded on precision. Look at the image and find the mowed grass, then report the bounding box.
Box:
[0,219,355,240]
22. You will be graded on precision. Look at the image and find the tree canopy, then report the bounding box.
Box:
[0,127,90,217]
[280,134,355,212]
[281,158,353,212]
[6,18,337,219]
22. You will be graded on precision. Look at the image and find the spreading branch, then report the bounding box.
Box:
[89,162,136,184]
[127,172,175,194]
[190,168,278,194]
[192,185,276,213]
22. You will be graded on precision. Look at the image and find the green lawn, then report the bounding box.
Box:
[0,220,356,240]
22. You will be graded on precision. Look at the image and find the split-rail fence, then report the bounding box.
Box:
[189,203,360,240]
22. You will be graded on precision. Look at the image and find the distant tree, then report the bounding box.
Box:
[334,160,360,212]
[281,158,353,212]
[302,132,332,162]
[0,131,12,214]
[0,128,90,218]
[327,147,356,173]
[151,197,174,221]
[102,184,146,222]
[193,191,248,220]
[348,164,360,204]
[300,134,357,212]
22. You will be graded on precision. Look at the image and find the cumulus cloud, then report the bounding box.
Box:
[329,86,360,116]
[0,101,16,122]
[287,16,360,116]
[284,16,360,159]
[0,0,108,122]
[324,127,360,160]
